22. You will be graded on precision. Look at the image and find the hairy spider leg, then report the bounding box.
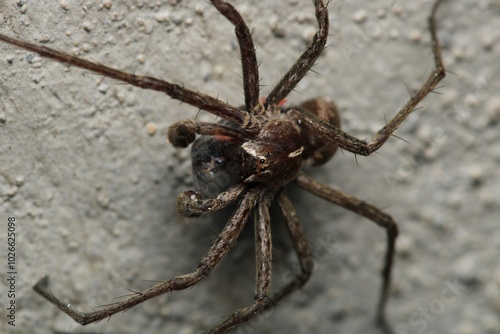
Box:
[291,0,446,156]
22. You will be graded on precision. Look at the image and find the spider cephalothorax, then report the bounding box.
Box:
[169,98,340,190]
[0,0,446,333]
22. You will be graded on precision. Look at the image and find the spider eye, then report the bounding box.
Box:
[260,159,266,163]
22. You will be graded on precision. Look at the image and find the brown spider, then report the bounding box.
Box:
[0,0,446,333]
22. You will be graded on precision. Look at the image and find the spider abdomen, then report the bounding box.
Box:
[292,98,341,167]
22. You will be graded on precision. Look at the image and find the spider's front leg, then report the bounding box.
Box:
[292,0,446,156]
[0,32,254,128]
[33,188,261,326]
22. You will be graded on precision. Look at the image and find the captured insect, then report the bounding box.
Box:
[0,0,446,333]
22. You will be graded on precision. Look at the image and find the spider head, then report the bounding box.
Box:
[242,119,303,186]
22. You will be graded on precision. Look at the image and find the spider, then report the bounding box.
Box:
[0,0,446,333]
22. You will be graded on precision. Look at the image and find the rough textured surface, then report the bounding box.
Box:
[1,1,499,334]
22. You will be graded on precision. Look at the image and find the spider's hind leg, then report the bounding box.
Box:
[295,172,398,334]
[292,0,446,157]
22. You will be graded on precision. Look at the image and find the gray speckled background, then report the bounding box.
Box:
[1,1,499,333]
